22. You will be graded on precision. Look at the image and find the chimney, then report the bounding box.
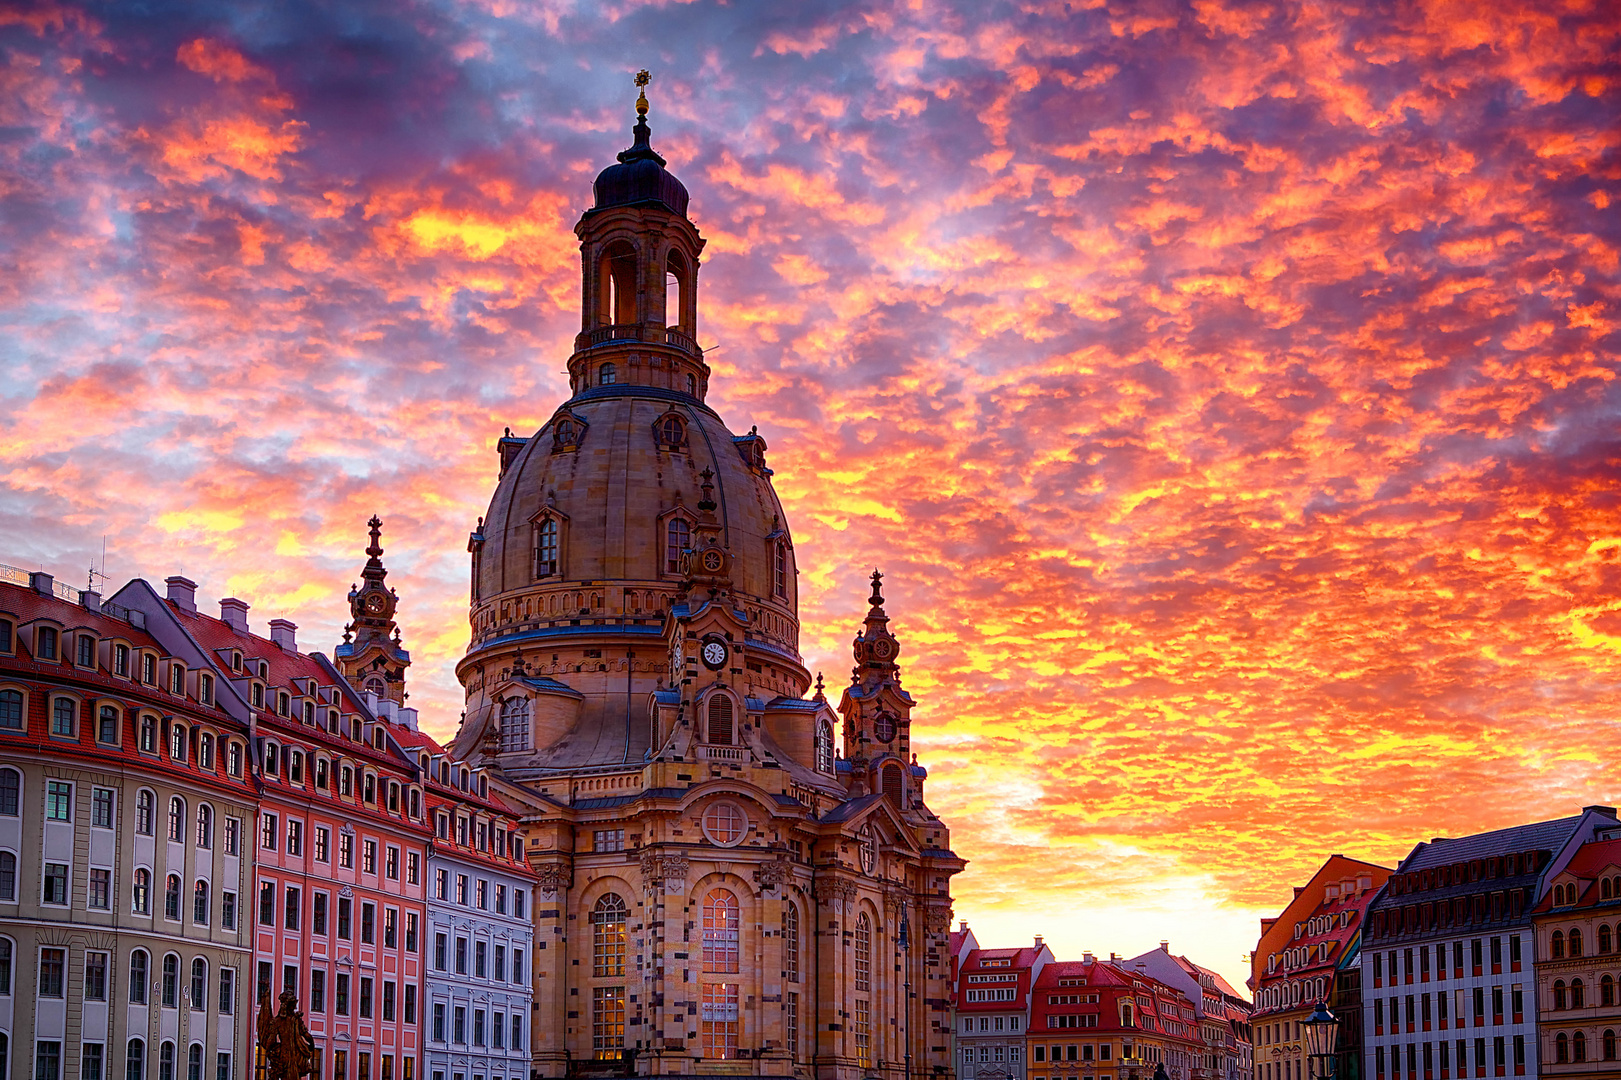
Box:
[1083,951,1095,964]
[220,598,250,633]
[269,619,297,651]
[1325,884,1339,901]
[29,571,54,596]
[165,576,197,614]
[1585,805,1618,818]
[1356,873,1372,892]
[1034,935,1044,949]
[959,920,968,933]
[1160,940,1170,953]
[81,590,102,613]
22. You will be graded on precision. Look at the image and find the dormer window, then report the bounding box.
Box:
[303,701,315,725]
[258,660,268,679]
[251,684,263,709]
[534,517,559,578]
[36,626,58,661]
[815,721,834,774]
[277,692,289,717]
[665,516,691,575]
[773,541,788,599]
[199,673,213,706]
[76,633,95,667]
[141,653,156,684]
[230,651,241,672]
[653,412,687,451]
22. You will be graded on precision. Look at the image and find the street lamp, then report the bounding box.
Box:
[1302,1002,1340,1080]
[899,908,912,1080]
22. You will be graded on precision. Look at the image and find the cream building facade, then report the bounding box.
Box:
[447,81,964,1080]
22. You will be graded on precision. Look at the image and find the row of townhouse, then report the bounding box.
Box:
[0,554,536,1080]
[949,929,1248,1080]
[1251,806,1621,1080]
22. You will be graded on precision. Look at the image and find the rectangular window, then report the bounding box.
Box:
[35,1041,61,1080]
[85,951,108,999]
[224,818,240,855]
[42,862,68,904]
[77,633,95,666]
[853,997,871,1069]
[408,852,420,885]
[513,948,524,984]
[454,1005,467,1044]
[436,869,448,900]
[260,881,275,926]
[473,1008,485,1046]
[385,908,397,949]
[495,884,507,914]
[220,968,235,1014]
[495,944,506,982]
[475,941,486,978]
[314,893,328,935]
[359,976,373,1019]
[46,780,72,820]
[433,1003,447,1042]
[286,886,301,930]
[261,813,278,851]
[435,934,447,971]
[514,889,525,918]
[89,867,111,909]
[456,938,468,975]
[338,897,352,939]
[404,984,416,1024]
[83,1043,104,1080]
[363,839,376,873]
[92,786,115,827]
[315,827,329,862]
[38,626,57,660]
[312,969,326,1012]
[786,992,799,1057]
[387,846,399,880]
[216,1054,231,1080]
[287,819,303,857]
[335,1051,347,1080]
[457,874,468,905]
[340,833,353,868]
[702,983,741,1061]
[406,912,418,953]
[40,947,66,996]
[512,1014,524,1051]
[336,973,350,1016]
[222,891,237,930]
[362,902,375,944]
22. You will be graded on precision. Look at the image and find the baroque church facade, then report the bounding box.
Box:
[444,82,966,1080]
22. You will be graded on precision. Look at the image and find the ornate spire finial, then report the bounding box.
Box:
[698,468,717,515]
[367,516,384,560]
[634,69,651,119]
[814,671,826,700]
[869,568,884,608]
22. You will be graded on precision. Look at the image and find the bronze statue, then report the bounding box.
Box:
[257,989,318,1080]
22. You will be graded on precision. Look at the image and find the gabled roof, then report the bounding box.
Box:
[1401,813,1587,872]
[1531,836,1621,913]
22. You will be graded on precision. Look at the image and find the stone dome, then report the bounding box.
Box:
[471,384,796,623]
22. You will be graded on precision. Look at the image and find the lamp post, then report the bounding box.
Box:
[1302,1002,1340,1080]
[899,908,913,1080]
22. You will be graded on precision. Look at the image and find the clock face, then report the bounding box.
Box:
[874,713,897,743]
[702,638,728,670]
[364,594,386,615]
[701,549,724,573]
[671,637,684,672]
[871,637,893,660]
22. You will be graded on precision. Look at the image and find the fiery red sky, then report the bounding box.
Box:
[3,0,1619,989]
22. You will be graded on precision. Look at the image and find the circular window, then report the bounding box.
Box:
[702,801,748,847]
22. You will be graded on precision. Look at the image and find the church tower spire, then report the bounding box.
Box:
[839,569,920,807]
[568,70,709,402]
[337,515,411,705]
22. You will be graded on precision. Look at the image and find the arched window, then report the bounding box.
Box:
[773,542,788,599]
[0,689,21,730]
[188,1044,203,1080]
[500,697,530,754]
[1604,1029,1616,1061]
[1602,924,1614,954]
[600,241,636,325]
[164,875,181,920]
[1575,1032,1588,1063]
[167,797,184,841]
[1571,927,1584,957]
[599,363,617,386]
[192,881,208,925]
[1604,974,1616,1007]
[0,768,17,814]
[783,902,800,984]
[195,805,212,848]
[1573,978,1586,1008]
[701,889,740,973]
[129,950,149,1004]
[1122,1002,1135,1027]
[1554,980,1568,1010]
[666,517,691,573]
[855,911,872,993]
[189,958,206,1007]
[168,722,186,760]
[159,1040,175,1080]
[534,517,559,577]
[1556,1034,1570,1064]
[666,250,688,331]
[1553,931,1566,959]
[706,694,733,745]
[593,894,627,978]
[133,868,151,914]
[161,955,178,1007]
[198,732,213,769]
[815,721,834,774]
[882,762,905,808]
[126,1039,146,1080]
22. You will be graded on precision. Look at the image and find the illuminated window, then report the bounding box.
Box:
[702,802,746,847]
[593,894,627,977]
[701,982,739,1059]
[593,986,626,1060]
[701,889,740,973]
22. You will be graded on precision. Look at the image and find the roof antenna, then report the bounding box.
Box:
[88,535,110,593]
